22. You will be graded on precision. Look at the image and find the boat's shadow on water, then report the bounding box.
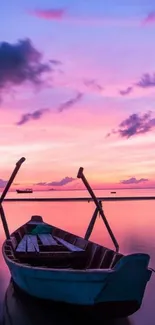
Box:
[1,280,133,325]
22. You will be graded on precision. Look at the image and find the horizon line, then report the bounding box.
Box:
[1,186,155,193]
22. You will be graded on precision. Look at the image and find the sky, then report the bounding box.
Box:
[1,0,155,190]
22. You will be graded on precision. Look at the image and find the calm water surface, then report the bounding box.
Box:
[0,189,155,324]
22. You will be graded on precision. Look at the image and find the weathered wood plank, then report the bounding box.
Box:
[54,236,84,252]
[38,234,58,246]
[27,235,36,252]
[28,235,39,252]
[16,235,27,252]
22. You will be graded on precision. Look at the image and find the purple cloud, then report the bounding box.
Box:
[119,87,133,96]
[0,179,7,188]
[120,177,148,185]
[50,59,62,65]
[29,9,65,21]
[107,111,155,138]
[16,108,49,125]
[58,92,83,112]
[142,12,155,25]
[0,39,51,93]
[29,7,140,28]
[136,73,155,88]
[119,73,155,94]
[84,79,103,92]
[36,177,75,186]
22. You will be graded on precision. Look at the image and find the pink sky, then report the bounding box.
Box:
[0,1,155,190]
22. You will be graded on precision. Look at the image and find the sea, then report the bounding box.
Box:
[0,188,155,325]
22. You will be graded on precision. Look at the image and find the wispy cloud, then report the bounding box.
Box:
[58,92,83,112]
[36,176,75,186]
[118,73,155,97]
[107,111,155,138]
[0,38,51,94]
[16,108,49,125]
[120,177,148,185]
[29,8,139,27]
[119,86,133,96]
[50,59,62,65]
[84,79,103,92]
[16,92,83,124]
[136,73,155,88]
[29,9,65,21]
[142,12,155,25]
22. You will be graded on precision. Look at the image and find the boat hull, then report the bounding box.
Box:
[3,252,151,317]
[11,279,140,318]
[2,281,134,324]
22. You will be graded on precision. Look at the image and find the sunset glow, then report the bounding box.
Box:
[1,1,155,190]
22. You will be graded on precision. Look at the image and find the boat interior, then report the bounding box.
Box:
[4,215,123,270]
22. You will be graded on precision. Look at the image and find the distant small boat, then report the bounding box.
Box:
[16,188,33,194]
[111,191,116,194]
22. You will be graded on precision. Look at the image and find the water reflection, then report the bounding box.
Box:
[1,280,132,325]
[0,273,5,322]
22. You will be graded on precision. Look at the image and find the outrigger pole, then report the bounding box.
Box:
[77,167,119,252]
[84,201,102,241]
[0,157,26,239]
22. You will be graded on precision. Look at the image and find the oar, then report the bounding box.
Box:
[0,157,26,239]
[77,167,119,252]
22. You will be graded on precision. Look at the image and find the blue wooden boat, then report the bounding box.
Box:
[0,159,153,318]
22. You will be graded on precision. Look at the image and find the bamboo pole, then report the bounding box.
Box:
[84,201,102,240]
[0,157,26,239]
[77,167,119,252]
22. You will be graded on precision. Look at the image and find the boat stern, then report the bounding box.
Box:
[95,253,152,307]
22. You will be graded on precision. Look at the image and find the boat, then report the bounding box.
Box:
[0,158,153,318]
[2,279,132,325]
[16,188,33,194]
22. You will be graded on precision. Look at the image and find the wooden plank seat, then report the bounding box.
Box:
[54,236,84,252]
[15,234,86,268]
[15,234,67,255]
[8,233,120,270]
[27,235,39,252]
[37,234,69,252]
[38,234,57,246]
[38,234,58,246]
[16,235,39,253]
[16,247,86,269]
[16,235,27,252]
